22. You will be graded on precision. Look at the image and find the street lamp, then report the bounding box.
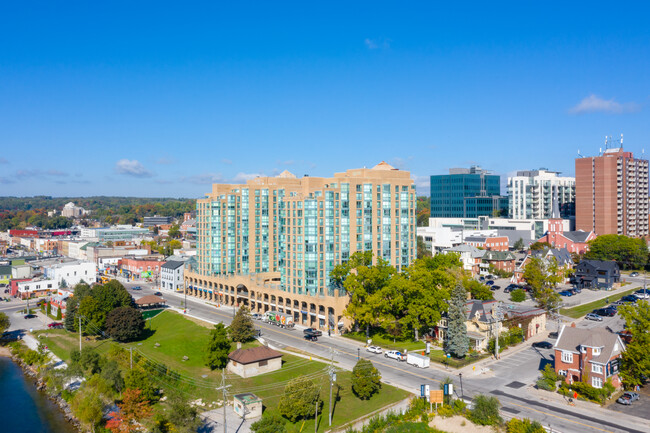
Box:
[459,373,464,399]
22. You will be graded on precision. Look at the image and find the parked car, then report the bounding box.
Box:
[366,346,382,354]
[24,314,37,319]
[131,286,142,291]
[634,289,650,299]
[303,328,322,336]
[48,322,64,329]
[621,295,639,303]
[617,392,640,405]
[486,275,495,280]
[532,341,553,349]
[490,285,501,291]
[154,291,162,296]
[251,313,262,320]
[504,284,518,293]
[585,313,603,321]
[630,272,639,277]
[559,291,573,297]
[593,308,616,317]
[485,280,495,286]
[478,276,485,281]
[385,350,406,361]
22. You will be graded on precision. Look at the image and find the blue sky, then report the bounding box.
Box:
[1,1,649,197]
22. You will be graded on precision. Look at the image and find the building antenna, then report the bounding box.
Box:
[577,149,583,158]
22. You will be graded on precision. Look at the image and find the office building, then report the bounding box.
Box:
[508,169,575,219]
[575,145,649,237]
[185,162,417,332]
[430,166,508,218]
[143,216,173,227]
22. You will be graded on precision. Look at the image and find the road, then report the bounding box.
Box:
[121,280,649,433]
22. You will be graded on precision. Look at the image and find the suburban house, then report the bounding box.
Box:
[573,260,620,290]
[512,247,573,285]
[442,244,484,275]
[227,346,283,378]
[436,300,504,352]
[464,235,510,252]
[481,250,517,273]
[554,324,625,389]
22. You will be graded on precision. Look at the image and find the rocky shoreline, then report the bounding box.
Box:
[4,348,82,432]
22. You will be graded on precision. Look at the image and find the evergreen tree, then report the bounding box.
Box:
[228,307,256,343]
[351,359,381,399]
[278,376,322,422]
[445,283,469,358]
[205,323,231,370]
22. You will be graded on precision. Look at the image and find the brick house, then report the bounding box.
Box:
[512,247,572,285]
[464,236,510,252]
[536,215,595,255]
[481,250,516,273]
[554,324,625,389]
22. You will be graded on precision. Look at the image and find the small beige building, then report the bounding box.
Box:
[233,393,263,419]
[227,346,283,378]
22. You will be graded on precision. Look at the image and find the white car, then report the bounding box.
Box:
[251,313,262,320]
[384,350,406,361]
[366,345,382,354]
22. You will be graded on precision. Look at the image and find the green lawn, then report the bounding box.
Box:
[560,287,639,319]
[344,331,427,352]
[35,310,411,432]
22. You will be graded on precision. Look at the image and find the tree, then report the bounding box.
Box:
[416,236,432,259]
[0,312,10,335]
[468,394,502,426]
[65,282,93,332]
[510,289,526,303]
[205,323,231,370]
[94,280,134,310]
[506,418,545,433]
[278,376,322,422]
[585,234,648,270]
[228,307,256,343]
[168,224,181,239]
[330,252,395,337]
[78,296,106,335]
[165,393,202,433]
[71,388,104,433]
[523,257,563,313]
[351,359,381,399]
[464,278,493,301]
[106,388,153,433]
[618,300,650,387]
[124,367,157,402]
[46,301,51,316]
[529,242,551,251]
[55,307,62,320]
[100,360,125,394]
[513,238,525,251]
[446,283,469,358]
[251,413,287,433]
[105,307,145,342]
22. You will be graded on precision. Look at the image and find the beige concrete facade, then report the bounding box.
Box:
[187,162,417,332]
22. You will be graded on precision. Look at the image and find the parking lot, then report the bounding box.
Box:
[606,385,650,418]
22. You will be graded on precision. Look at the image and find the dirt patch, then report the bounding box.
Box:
[0,346,12,357]
[429,415,496,433]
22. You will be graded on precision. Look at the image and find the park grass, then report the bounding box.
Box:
[35,310,411,432]
[559,287,639,319]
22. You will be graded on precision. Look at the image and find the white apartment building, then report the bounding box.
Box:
[508,169,575,219]
[160,260,185,292]
[61,202,89,218]
[44,261,97,287]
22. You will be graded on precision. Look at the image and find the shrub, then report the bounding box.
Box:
[250,413,287,433]
[352,359,381,399]
[506,418,545,433]
[468,394,502,426]
[536,364,560,391]
[510,289,526,302]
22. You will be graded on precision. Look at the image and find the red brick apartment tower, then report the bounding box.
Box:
[575,144,649,237]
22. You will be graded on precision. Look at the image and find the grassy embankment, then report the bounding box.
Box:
[35,310,410,432]
[559,287,640,319]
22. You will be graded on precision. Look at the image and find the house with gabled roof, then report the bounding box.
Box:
[512,247,573,284]
[442,244,484,275]
[554,324,625,389]
[573,259,620,290]
[481,250,517,273]
[227,346,283,378]
[536,198,595,254]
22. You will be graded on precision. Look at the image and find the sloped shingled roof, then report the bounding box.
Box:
[228,346,283,364]
[554,325,624,364]
[135,295,166,306]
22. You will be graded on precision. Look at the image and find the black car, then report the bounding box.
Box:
[24,314,37,319]
[490,285,501,291]
[154,291,162,296]
[504,284,518,293]
[303,328,323,336]
[621,295,639,303]
[485,280,495,286]
[593,308,616,317]
[532,341,553,349]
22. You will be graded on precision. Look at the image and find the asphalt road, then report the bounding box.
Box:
[121,280,650,433]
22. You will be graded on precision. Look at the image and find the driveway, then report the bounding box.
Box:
[606,385,650,419]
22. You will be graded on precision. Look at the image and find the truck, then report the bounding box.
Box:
[263,310,295,328]
[406,352,430,368]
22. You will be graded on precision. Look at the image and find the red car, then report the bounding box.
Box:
[48,322,64,329]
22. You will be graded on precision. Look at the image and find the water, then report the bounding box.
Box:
[0,357,77,433]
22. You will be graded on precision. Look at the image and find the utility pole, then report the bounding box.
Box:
[215,369,232,433]
[328,347,337,426]
[130,347,133,369]
[314,399,318,433]
[78,315,82,352]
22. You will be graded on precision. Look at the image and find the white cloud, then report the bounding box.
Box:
[180,173,224,185]
[365,38,391,50]
[412,174,430,195]
[233,172,264,182]
[114,159,153,178]
[569,94,640,114]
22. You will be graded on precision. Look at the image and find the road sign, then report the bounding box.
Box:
[430,390,444,404]
[425,384,430,401]
[444,383,454,395]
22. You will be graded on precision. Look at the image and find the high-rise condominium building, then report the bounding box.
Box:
[184,162,416,332]
[575,147,649,237]
[508,169,575,219]
[430,166,508,218]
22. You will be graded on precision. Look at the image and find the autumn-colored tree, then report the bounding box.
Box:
[106,388,153,433]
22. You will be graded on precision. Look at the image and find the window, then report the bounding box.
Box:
[561,352,573,363]
[591,364,603,374]
[259,360,268,367]
[592,377,603,389]
[593,347,601,356]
